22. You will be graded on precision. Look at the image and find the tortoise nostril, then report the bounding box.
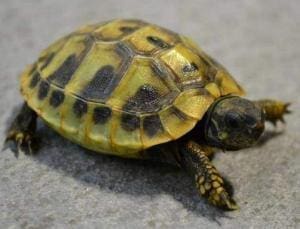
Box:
[244,115,257,128]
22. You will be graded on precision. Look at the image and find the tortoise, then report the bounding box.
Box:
[5,19,290,210]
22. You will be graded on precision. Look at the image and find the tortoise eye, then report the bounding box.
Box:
[225,112,242,129]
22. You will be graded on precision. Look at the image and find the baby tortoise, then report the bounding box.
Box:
[5,19,290,210]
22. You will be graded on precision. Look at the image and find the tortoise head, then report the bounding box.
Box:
[204,96,265,150]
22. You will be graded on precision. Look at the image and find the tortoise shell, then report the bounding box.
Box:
[20,19,244,158]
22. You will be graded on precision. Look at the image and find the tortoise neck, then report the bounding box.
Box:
[183,95,240,148]
[179,112,209,146]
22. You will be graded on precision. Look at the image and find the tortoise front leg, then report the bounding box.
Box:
[180,141,238,210]
[4,102,38,157]
[254,99,291,125]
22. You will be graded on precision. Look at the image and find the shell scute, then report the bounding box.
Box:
[106,57,178,112]
[110,110,143,155]
[86,103,113,153]
[65,42,132,102]
[173,89,215,120]
[159,43,210,90]
[122,25,180,55]
[39,34,93,88]
[159,106,195,139]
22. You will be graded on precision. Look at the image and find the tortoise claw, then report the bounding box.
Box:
[4,131,38,157]
[219,191,239,211]
[208,186,239,211]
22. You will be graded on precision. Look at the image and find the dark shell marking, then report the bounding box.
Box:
[45,35,93,88]
[119,26,139,34]
[146,36,170,49]
[28,64,37,76]
[121,85,162,132]
[47,54,79,88]
[170,106,188,120]
[38,81,50,100]
[206,67,218,81]
[143,115,163,137]
[123,84,161,113]
[80,65,116,101]
[29,72,41,88]
[115,42,134,57]
[199,56,217,81]
[73,99,88,118]
[40,52,55,71]
[151,62,166,79]
[93,107,112,124]
[49,90,65,108]
[182,62,199,73]
[79,43,133,102]
[121,113,140,131]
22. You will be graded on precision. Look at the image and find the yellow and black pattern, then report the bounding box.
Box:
[20,19,244,157]
[183,141,238,210]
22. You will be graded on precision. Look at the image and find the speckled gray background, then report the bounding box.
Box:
[0,0,299,228]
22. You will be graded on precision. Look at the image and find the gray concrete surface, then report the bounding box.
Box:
[0,0,299,228]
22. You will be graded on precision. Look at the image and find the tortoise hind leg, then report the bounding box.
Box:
[179,141,238,210]
[4,102,38,157]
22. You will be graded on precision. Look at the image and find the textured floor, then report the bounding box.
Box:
[0,0,299,228]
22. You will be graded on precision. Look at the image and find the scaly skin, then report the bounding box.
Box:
[255,99,291,125]
[180,141,238,210]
